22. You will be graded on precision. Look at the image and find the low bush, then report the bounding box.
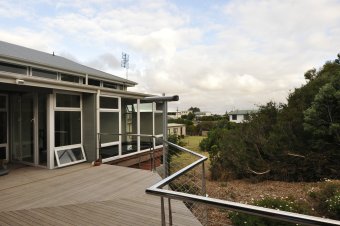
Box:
[326,193,340,219]
[229,197,309,226]
[309,181,340,219]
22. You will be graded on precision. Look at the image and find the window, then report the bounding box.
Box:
[121,98,138,155]
[140,101,153,150]
[55,111,81,146]
[103,81,117,89]
[56,93,80,108]
[232,115,237,120]
[100,97,118,109]
[54,92,84,167]
[0,61,27,74]
[99,145,119,159]
[155,102,163,111]
[100,112,119,143]
[88,78,101,86]
[99,96,120,160]
[55,147,85,166]
[60,73,80,83]
[32,68,57,80]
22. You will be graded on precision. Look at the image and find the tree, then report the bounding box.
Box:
[304,68,317,81]
[187,112,195,121]
[304,74,340,149]
[188,107,200,113]
[202,57,340,181]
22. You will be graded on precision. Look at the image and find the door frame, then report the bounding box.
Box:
[10,93,47,167]
[0,94,8,161]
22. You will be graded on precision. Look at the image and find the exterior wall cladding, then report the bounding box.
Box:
[0,40,165,169]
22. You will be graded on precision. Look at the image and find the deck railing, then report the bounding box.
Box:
[98,133,158,171]
[146,139,340,226]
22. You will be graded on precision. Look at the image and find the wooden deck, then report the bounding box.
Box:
[0,164,201,225]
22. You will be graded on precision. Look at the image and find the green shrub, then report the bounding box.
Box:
[326,193,340,219]
[229,197,309,226]
[308,181,340,219]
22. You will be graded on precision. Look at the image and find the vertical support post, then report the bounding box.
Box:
[162,98,168,178]
[96,90,100,159]
[162,96,173,225]
[47,93,54,169]
[168,198,173,226]
[202,161,208,225]
[161,197,166,226]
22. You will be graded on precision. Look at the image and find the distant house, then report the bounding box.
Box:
[178,110,193,118]
[168,123,186,136]
[194,111,212,118]
[167,110,192,119]
[228,110,256,123]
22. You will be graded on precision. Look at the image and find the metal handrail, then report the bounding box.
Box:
[146,140,340,226]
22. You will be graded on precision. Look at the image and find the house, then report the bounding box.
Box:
[168,123,186,136]
[194,111,212,118]
[228,110,256,123]
[167,111,179,119]
[0,40,170,170]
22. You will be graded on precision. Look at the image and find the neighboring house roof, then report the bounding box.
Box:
[168,123,186,127]
[228,110,257,115]
[0,40,137,86]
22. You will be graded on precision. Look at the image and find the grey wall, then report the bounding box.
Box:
[82,93,97,162]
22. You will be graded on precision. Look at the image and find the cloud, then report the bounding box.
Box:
[86,53,121,71]
[0,0,339,114]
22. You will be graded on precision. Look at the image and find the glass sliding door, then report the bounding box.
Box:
[0,95,8,160]
[11,94,34,163]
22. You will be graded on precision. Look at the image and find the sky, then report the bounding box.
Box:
[0,0,339,114]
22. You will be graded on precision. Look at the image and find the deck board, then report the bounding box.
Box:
[0,164,201,225]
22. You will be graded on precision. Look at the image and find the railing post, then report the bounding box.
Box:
[168,198,173,226]
[202,161,208,225]
[161,197,166,226]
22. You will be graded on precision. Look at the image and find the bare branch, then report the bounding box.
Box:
[287,152,305,158]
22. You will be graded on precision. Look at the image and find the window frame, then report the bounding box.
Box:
[32,67,58,80]
[99,95,121,162]
[0,61,27,75]
[54,144,86,167]
[53,91,84,167]
[59,72,82,84]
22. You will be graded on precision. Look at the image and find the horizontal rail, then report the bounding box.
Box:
[98,133,156,138]
[146,188,340,226]
[146,140,340,226]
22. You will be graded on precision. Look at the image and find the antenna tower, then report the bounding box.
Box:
[121,52,129,79]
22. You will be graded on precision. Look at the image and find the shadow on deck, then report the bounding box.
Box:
[0,164,201,226]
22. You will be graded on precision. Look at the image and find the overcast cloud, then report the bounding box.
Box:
[0,0,339,113]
